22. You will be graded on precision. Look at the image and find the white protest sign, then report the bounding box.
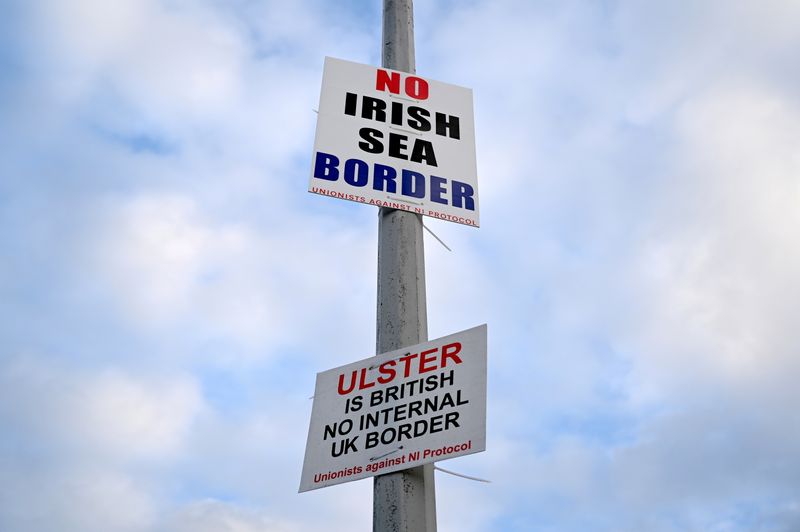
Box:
[299,324,487,492]
[309,57,480,227]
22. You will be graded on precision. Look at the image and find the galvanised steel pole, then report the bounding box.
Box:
[374,1,437,531]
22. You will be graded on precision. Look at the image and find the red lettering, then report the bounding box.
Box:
[441,342,463,367]
[338,370,357,395]
[376,69,401,94]
[418,348,438,373]
[376,69,429,100]
[405,76,429,100]
[347,340,462,394]
[358,367,376,390]
[398,353,419,378]
[378,360,397,384]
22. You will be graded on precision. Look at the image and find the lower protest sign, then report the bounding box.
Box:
[299,324,487,492]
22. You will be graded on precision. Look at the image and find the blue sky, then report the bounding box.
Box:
[2,0,800,530]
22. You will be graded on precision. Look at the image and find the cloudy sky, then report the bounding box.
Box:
[2,0,800,530]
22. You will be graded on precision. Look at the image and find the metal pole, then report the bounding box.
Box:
[374,1,436,531]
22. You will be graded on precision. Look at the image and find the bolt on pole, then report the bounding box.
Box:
[374,0,437,531]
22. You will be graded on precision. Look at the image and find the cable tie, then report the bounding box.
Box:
[423,222,452,252]
[434,466,491,483]
[370,446,404,462]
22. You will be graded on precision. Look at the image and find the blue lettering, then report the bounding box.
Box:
[312,156,475,211]
[451,181,475,211]
[373,164,397,193]
[344,158,369,187]
[314,152,340,181]
[430,176,447,205]
[401,170,425,198]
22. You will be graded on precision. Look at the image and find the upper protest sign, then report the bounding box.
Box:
[309,57,480,227]
[299,324,487,492]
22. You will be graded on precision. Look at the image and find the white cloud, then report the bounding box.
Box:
[0,355,202,459]
[90,194,247,327]
[0,356,202,532]
[86,192,379,361]
[0,467,156,532]
[33,0,246,121]
[163,500,298,532]
[76,370,202,457]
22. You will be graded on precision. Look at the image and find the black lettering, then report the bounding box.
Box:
[410,139,437,167]
[388,133,408,160]
[370,390,383,407]
[429,415,443,434]
[440,370,454,387]
[398,423,412,441]
[352,395,363,410]
[331,435,359,457]
[358,128,383,154]
[456,389,469,406]
[392,402,407,422]
[391,101,404,125]
[407,106,431,131]
[385,385,399,403]
[381,427,397,445]
[344,92,357,116]
[364,411,379,429]
[435,112,460,139]
[441,393,455,409]
[408,400,423,418]
[362,96,387,121]
[444,411,460,430]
